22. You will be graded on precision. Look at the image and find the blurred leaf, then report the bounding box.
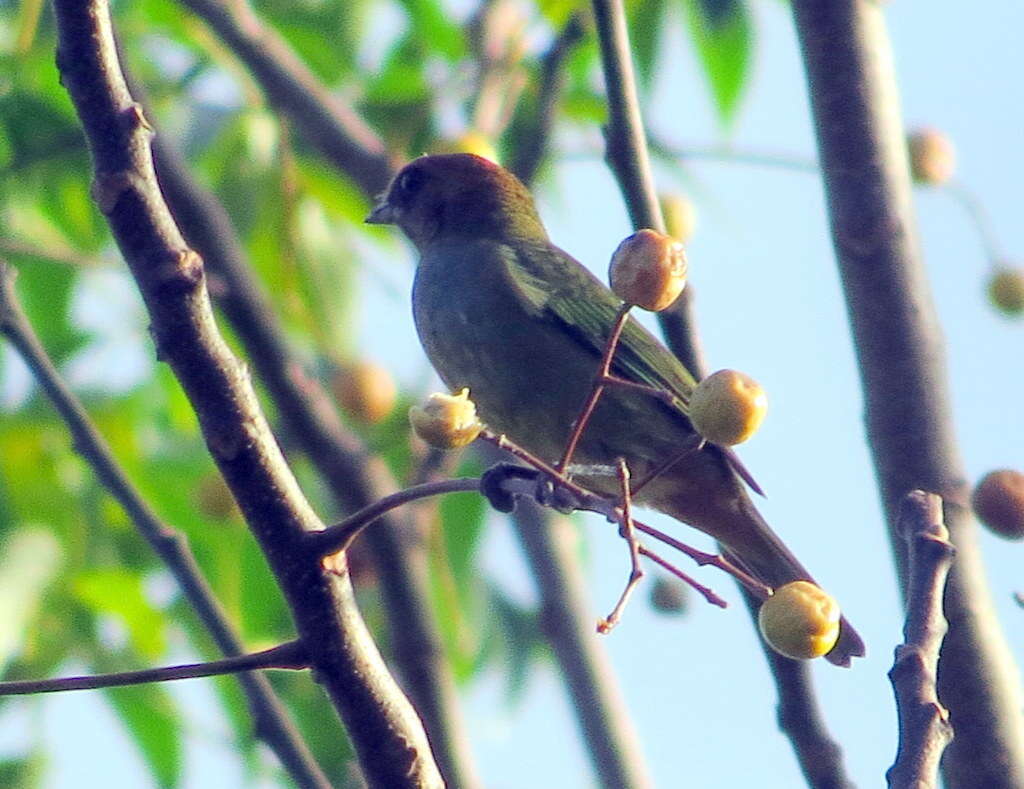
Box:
[0,528,62,668]
[396,0,466,60]
[102,674,183,789]
[681,0,752,125]
[484,585,546,705]
[0,753,46,789]
[72,569,166,658]
[630,0,668,90]
[8,258,89,364]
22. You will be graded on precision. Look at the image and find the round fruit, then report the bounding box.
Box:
[688,369,767,445]
[409,389,483,449]
[659,193,698,244]
[972,469,1024,540]
[650,577,688,615]
[332,360,397,424]
[608,229,687,312]
[987,268,1024,317]
[758,581,841,660]
[907,128,956,185]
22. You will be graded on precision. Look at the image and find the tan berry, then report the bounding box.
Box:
[332,360,398,424]
[195,473,239,521]
[409,389,483,449]
[688,369,767,445]
[659,193,698,243]
[758,581,841,660]
[972,469,1024,540]
[987,268,1024,317]
[908,128,956,185]
[608,229,687,312]
[649,577,689,615]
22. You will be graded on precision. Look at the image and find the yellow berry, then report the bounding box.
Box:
[987,268,1024,317]
[332,360,397,424]
[409,389,483,449]
[758,581,841,660]
[688,369,767,445]
[972,469,1024,540]
[907,128,956,185]
[608,229,687,312]
[659,193,698,243]
[433,131,499,164]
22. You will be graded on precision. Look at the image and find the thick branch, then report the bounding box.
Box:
[51,3,442,786]
[791,3,1024,785]
[512,497,652,789]
[0,262,329,789]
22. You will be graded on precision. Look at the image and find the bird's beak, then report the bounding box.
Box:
[365,201,397,225]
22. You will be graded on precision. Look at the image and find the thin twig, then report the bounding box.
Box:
[597,459,644,634]
[638,546,726,609]
[944,179,1006,266]
[0,262,330,789]
[308,478,482,558]
[0,641,308,696]
[557,303,631,472]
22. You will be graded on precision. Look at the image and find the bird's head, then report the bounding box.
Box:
[366,153,548,249]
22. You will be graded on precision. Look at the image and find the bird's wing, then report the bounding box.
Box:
[498,241,698,403]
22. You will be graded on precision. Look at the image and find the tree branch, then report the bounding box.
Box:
[0,642,308,696]
[145,87,481,789]
[0,261,330,789]
[887,492,955,789]
[509,495,652,789]
[791,3,1024,786]
[308,478,482,557]
[50,3,442,786]
[177,0,394,197]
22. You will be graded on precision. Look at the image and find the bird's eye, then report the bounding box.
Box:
[397,168,425,198]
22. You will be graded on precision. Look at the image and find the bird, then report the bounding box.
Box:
[366,153,864,666]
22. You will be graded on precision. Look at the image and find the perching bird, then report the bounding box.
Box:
[367,153,864,666]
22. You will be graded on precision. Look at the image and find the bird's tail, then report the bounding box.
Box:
[658,470,865,667]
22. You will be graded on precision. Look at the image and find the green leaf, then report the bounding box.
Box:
[396,0,466,60]
[72,569,166,659]
[103,678,182,789]
[681,0,753,126]
[0,528,62,668]
[484,585,546,705]
[7,257,89,364]
[630,0,668,90]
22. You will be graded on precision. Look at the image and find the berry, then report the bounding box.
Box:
[332,360,397,424]
[688,369,767,446]
[972,469,1024,540]
[987,268,1024,317]
[758,581,841,660]
[608,229,687,312]
[908,128,956,185]
[409,389,483,449]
